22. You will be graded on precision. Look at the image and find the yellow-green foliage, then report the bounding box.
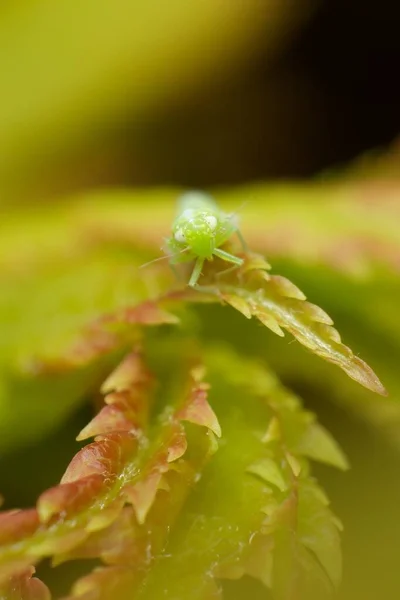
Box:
[1,179,399,599]
[1,2,400,599]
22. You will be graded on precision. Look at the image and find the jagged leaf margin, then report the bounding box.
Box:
[56,346,345,599]
[0,349,220,597]
[165,251,386,396]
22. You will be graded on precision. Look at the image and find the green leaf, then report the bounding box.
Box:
[2,177,396,597]
[184,251,386,396]
[298,479,342,588]
[247,458,287,492]
[296,421,349,471]
[0,350,218,583]
[0,204,180,453]
[0,344,345,598]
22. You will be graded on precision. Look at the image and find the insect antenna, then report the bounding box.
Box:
[225,199,250,252]
[227,199,251,222]
[139,247,189,269]
[233,199,250,214]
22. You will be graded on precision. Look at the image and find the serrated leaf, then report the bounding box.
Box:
[2,177,396,458]
[100,352,152,395]
[177,388,221,438]
[102,346,344,599]
[191,251,387,396]
[298,479,342,588]
[262,416,281,443]
[0,345,347,598]
[0,510,40,546]
[0,349,220,589]
[297,422,350,471]
[76,405,136,441]
[285,452,302,477]
[0,206,179,454]
[0,568,51,600]
[247,458,287,492]
[124,471,164,525]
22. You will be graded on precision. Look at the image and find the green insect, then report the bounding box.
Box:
[165,191,246,287]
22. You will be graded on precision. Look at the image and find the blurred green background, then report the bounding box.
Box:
[1,1,400,598]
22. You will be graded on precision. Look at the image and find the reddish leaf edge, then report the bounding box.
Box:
[23,249,385,399]
[0,349,220,594]
[161,250,387,397]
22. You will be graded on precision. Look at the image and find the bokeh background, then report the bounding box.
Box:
[2,0,399,202]
[1,1,400,599]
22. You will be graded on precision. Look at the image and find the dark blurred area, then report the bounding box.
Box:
[124,0,400,186]
[293,0,400,176]
[2,0,399,201]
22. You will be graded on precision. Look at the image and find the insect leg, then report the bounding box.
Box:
[213,248,244,266]
[188,256,205,287]
[169,261,183,282]
[215,263,242,280]
[236,229,248,252]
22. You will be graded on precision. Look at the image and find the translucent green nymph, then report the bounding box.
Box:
[165,191,245,287]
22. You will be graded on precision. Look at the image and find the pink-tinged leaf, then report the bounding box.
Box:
[38,475,105,523]
[61,432,138,483]
[35,303,178,373]
[0,351,219,592]
[178,397,221,438]
[0,561,39,587]
[104,389,145,410]
[0,510,40,545]
[167,428,188,463]
[54,508,140,566]
[101,351,152,394]
[177,368,221,438]
[103,389,151,433]
[121,423,188,525]
[65,327,121,370]
[76,405,136,441]
[1,568,51,600]
[124,471,164,525]
[120,301,179,326]
[195,252,386,396]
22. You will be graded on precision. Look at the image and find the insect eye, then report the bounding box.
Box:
[174,228,186,243]
[204,215,217,231]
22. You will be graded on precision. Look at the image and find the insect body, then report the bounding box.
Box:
[165,191,245,287]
